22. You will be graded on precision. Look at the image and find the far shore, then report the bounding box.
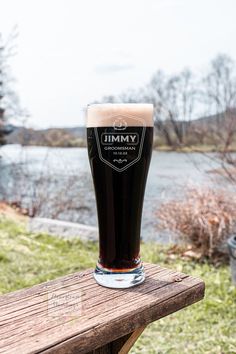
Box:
[1,143,236,153]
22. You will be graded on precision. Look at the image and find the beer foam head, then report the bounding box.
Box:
[87,103,154,127]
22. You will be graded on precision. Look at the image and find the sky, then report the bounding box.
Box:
[1,0,236,128]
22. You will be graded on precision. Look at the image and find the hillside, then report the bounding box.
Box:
[4,111,236,149]
[6,126,86,147]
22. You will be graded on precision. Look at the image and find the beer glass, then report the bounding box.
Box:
[87,103,153,288]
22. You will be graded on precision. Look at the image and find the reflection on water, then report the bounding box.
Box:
[0,145,224,241]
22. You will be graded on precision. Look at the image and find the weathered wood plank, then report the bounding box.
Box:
[0,263,205,354]
[0,265,163,318]
[0,266,167,331]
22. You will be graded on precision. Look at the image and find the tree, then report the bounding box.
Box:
[0,29,24,145]
[201,54,236,181]
[98,53,236,162]
[147,69,196,146]
[203,54,236,114]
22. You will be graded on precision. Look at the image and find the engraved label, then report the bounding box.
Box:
[95,114,146,172]
[101,133,139,145]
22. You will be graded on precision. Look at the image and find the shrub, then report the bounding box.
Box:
[157,187,236,259]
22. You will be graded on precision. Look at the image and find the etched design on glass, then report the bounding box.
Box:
[113,159,128,164]
[95,114,146,172]
[113,117,127,130]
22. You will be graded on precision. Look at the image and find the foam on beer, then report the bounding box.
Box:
[87,103,154,127]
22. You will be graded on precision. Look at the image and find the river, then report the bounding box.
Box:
[0,145,223,241]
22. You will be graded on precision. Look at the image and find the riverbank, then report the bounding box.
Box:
[2,142,236,152]
[0,146,221,240]
[155,143,236,152]
[0,216,235,353]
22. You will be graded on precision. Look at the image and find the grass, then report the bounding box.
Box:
[0,217,236,353]
[0,217,97,293]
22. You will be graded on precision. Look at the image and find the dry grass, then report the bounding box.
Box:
[0,202,27,222]
[157,187,236,259]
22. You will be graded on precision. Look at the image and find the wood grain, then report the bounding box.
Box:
[0,263,205,354]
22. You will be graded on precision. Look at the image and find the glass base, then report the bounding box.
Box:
[93,264,145,288]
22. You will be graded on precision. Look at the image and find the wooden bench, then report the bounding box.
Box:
[0,263,205,354]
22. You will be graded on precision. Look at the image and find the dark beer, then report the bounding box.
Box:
[87,104,153,287]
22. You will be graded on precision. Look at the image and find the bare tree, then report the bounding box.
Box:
[98,71,197,147]
[147,69,196,147]
[0,29,25,145]
[201,54,236,182]
[203,54,236,114]
[98,54,236,159]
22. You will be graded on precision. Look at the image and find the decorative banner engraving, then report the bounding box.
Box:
[95,114,146,172]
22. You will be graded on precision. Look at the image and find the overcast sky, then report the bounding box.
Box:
[1,0,236,128]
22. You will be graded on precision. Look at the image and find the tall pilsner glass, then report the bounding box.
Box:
[87,103,153,288]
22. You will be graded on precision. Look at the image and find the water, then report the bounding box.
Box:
[0,145,222,241]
